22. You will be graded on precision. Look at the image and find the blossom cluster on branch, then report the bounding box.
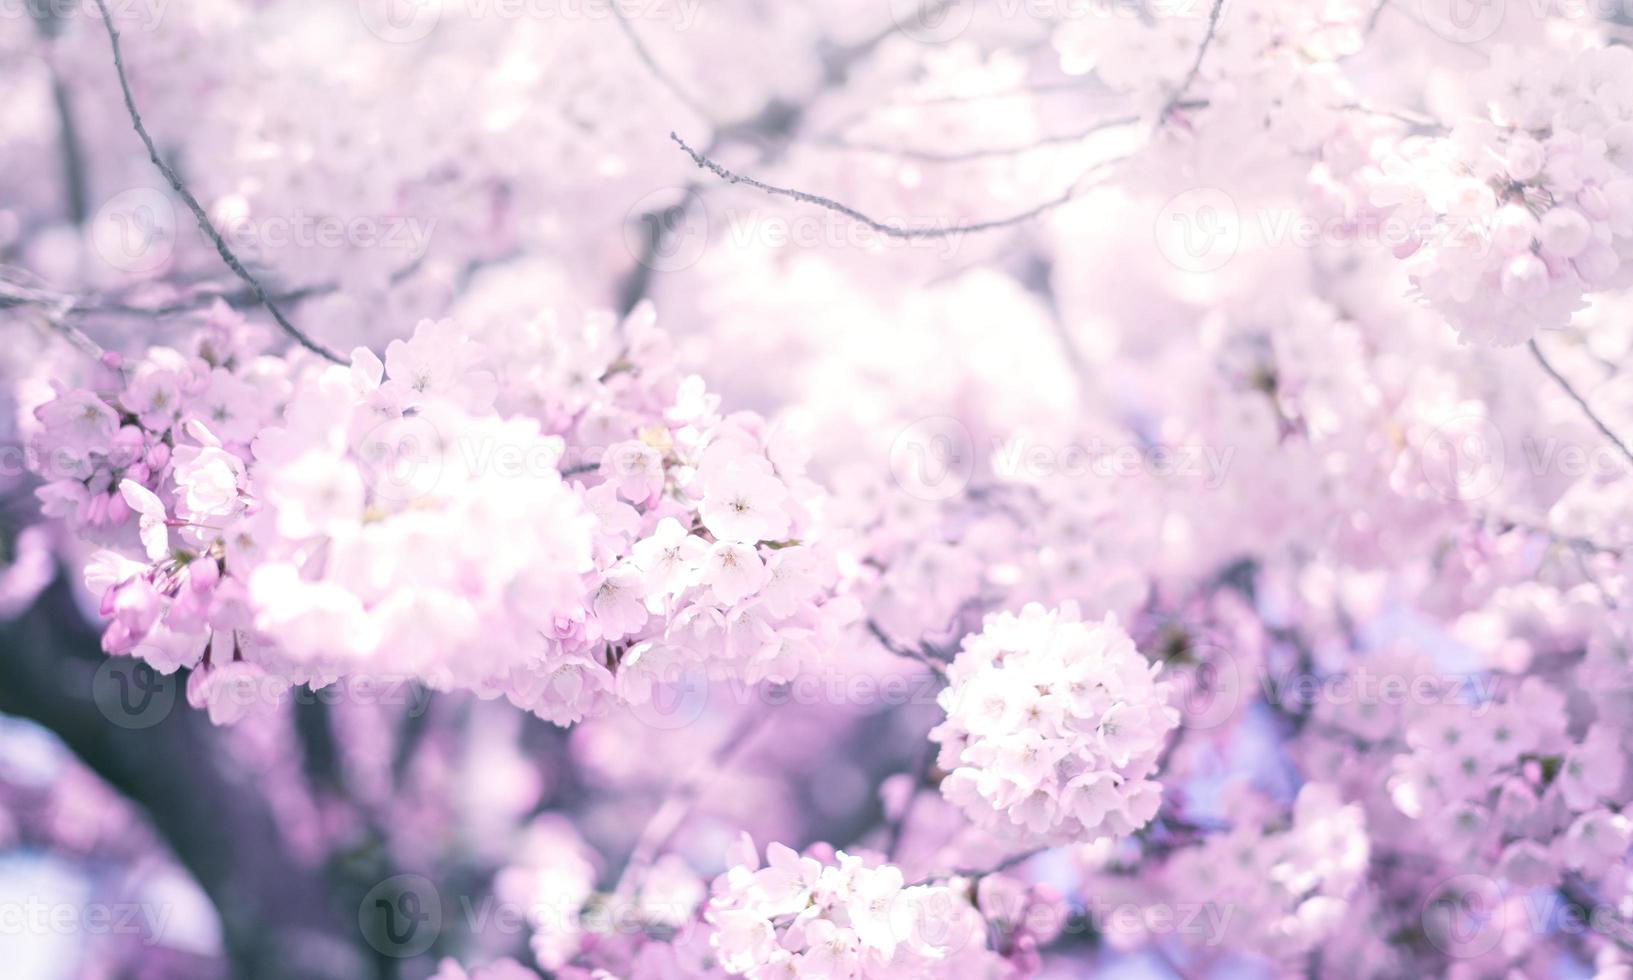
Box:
[9,0,1633,978]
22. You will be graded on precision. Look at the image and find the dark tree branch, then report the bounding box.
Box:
[0,579,371,979]
[88,0,344,364]
[866,618,949,679]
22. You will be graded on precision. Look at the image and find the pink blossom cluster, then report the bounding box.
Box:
[29,302,850,726]
[1369,45,1633,345]
[1388,675,1629,886]
[1162,783,1370,961]
[930,603,1180,845]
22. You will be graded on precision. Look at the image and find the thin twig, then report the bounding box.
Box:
[673,132,1128,239]
[88,0,343,364]
[907,845,1051,887]
[609,1,713,124]
[866,619,949,679]
[1154,0,1228,130]
[0,291,106,359]
[1529,338,1633,470]
[612,704,773,898]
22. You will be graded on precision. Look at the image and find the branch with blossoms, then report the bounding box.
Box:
[10,1,1633,978]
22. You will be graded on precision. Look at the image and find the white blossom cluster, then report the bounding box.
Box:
[930,602,1179,846]
[706,839,1000,979]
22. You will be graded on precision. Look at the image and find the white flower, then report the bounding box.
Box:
[382,318,497,411]
[590,567,648,641]
[700,463,791,544]
[172,445,247,522]
[630,517,705,603]
[263,451,366,540]
[119,479,170,561]
[701,541,769,606]
[846,864,907,957]
[759,546,820,617]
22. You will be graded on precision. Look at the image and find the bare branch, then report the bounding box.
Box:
[609,1,714,124]
[866,619,949,679]
[611,704,773,898]
[673,132,1128,239]
[0,276,107,358]
[1529,338,1633,471]
[88,0,344,364]
[907,846,1051,888]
